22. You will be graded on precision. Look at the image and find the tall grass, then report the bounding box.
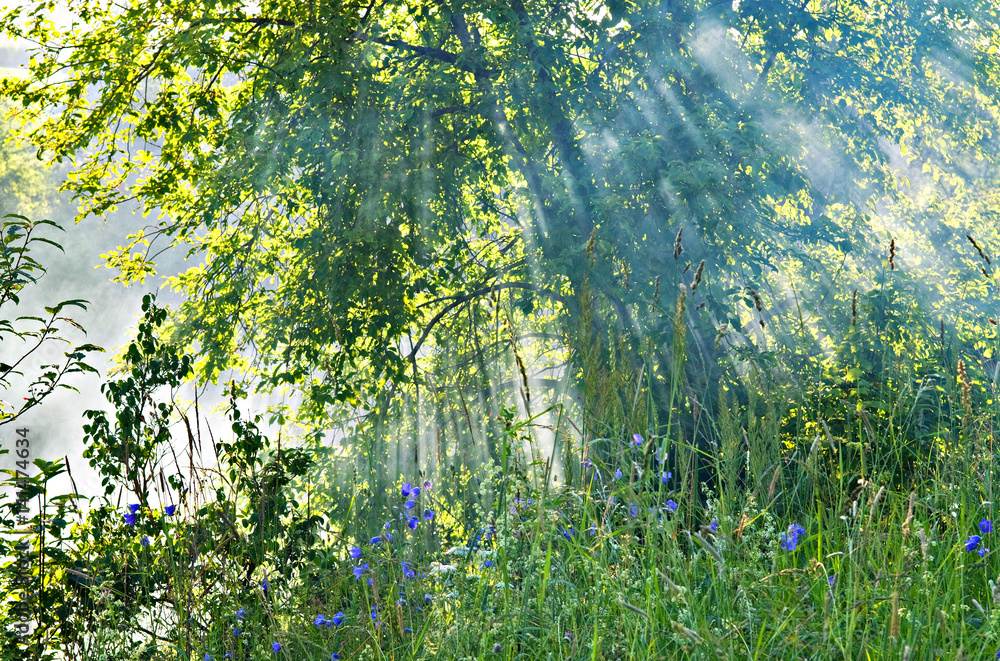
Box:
[3,279,1000,661]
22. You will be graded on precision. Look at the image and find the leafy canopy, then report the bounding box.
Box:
[2,0,1000,427]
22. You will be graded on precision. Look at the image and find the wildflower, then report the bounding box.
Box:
[236,608,246,621]
[124,513,136,526]
[780,524,806,551]
[710,518,718,532]
[966,535,983,552]
[141,535,150,548]
[385,531,394,542]
[332,612,345,627]
[482,559,494,568]
[615,467,623,481]
[661,471,669,484]
[631,433,643,447]
[494,644,502,653]
[402,482,420,498]
[666,499,678,512]
[407,517,419,530]
[629,503,639,518]
[424,509,435,521]
[425,593,432,603]
[981,519,993,534]
[371,605,378,620]
[164,505,176,516]
[234,629,240,636]
[562,526,574,540]
[588,524,597,536]
[583,458,593,468]
[350,545,362,560]
[315,614,329,628]
[979,547,990,558]
[271,642,281,653]
[370,536,382,545]
[331,655,339,660]
[404,500,416,511]
[402,562,416,579]
[205,654,212,660]
[262,578,269,592]
[828,574,837,587]
[352,563,369,580]
[129,503,141,514]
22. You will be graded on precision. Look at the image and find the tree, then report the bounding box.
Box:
[2,0,999,475]
[0,110,102,425]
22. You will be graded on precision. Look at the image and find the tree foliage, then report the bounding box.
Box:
[2,0,1000,468]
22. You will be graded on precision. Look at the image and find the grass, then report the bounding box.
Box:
[61,425,999,661]
[6,291,1000,661]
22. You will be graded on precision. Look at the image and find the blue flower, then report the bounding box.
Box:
[583,458,593,468]
[332,612,345,627]
[424,480,432,490]
[404,500,416,511]
[407,517,419,530]
[141,535,150,547]
[402,482,420,498]
[314,614,328,627]
[370,536,382,545]
[780,524,806,551]
[966,535,983,552]
[262,578,269,592]
[482,559,494,568]
[666,499,678,512]
[631,433,643,447]
[661,471,669,484]
[562,526,574,540]
[709,518,718,532]
[981,519,993,534]
[350,545,362,559]
[614,468,623,481]
[629,503,638,518]
[234,629,240,636]
[979,547,990,558]
[236,607,246,621]
[271,641,281,653]
[164,505,176,516]
[352,563,369,580]
[402,561,416,579]
[124,513,136,526]
[331,655,339,660]
[205,654,212,660]
[129,503,141,514]
[424,509,435,521]
[371,605,378,620]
